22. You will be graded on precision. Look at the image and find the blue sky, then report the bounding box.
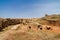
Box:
[0,0,60,18]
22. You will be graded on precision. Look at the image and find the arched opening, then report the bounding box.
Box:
[38,25,41,28]
[46,26,51,30]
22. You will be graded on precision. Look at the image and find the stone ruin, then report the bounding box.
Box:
[10,23,52,32]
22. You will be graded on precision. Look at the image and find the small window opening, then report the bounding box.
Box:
[29,26,31,29]
[40,28,42,30]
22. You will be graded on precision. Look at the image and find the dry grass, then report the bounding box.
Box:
[0,28,60,40]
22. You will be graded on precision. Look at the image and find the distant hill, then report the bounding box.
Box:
[42,14,60,20]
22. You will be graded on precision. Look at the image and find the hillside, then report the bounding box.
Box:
[0,14,60,40]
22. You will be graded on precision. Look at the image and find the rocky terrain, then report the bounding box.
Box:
[0,14,60,40]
